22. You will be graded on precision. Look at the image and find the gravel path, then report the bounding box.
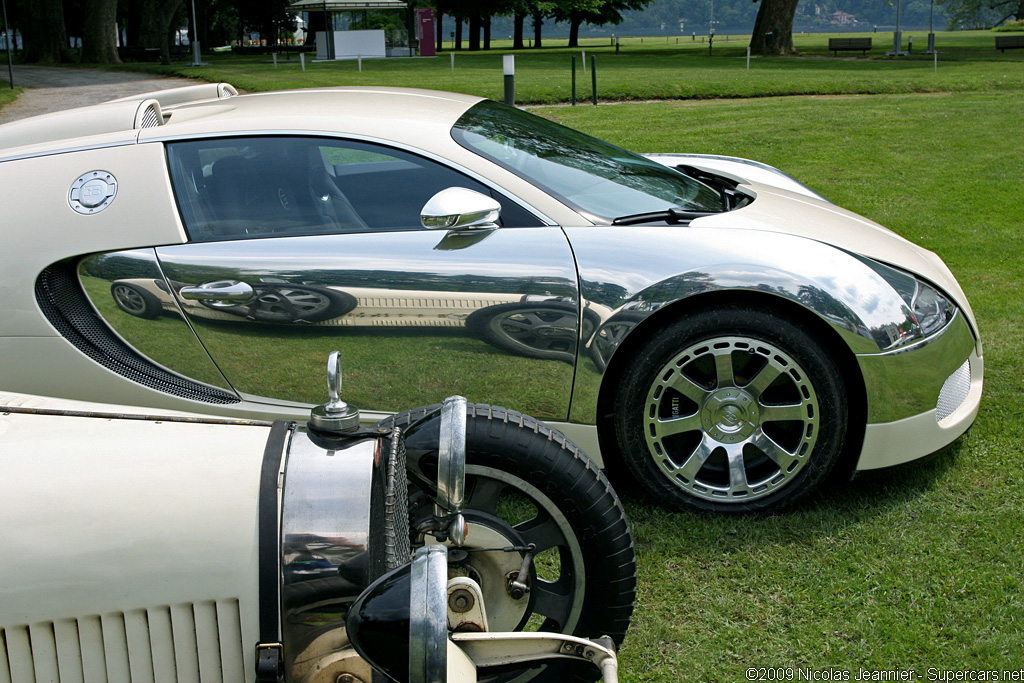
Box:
[0,65,197,124]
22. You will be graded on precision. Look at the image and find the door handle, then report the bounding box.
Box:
[179,280,254,301]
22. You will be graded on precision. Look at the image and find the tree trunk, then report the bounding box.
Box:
[454,16,462,50]
[512,13,525,49]
[18,0,70,63]
[482,15,491,50]
[567,12,582,48]
[82,0,121,63]
[532,12,543,48]
[748,0,800,55]
[436,13,443,51]
[468,14,480,51]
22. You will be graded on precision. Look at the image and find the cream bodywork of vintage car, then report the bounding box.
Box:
[0,83,982,513]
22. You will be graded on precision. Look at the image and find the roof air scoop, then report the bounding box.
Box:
[134,100,164,129]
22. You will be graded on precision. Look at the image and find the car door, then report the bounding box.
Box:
[154,134,580,420]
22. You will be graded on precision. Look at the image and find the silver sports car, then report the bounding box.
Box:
[0,83,982,513]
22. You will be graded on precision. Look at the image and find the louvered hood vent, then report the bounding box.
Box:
[136,100,164,129]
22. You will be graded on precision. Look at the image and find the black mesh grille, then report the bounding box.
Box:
[367,428,411,582]
[35,261,239,404]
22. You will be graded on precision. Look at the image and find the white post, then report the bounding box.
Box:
[934,49,937,74]
[451,51,455,73]
[747,46,750,71]
[582,49,586,72]
[272,52,277,68]
[300,52,305,71]
[358,54,362,72]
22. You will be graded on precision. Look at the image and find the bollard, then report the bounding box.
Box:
[503,55,515,106]
[358,54,362,72]
[451,51,455,73]
[300,52,305,71]
[272,52,278,68]
[616,37,620,54]
[582,50,586,72]
[591,55,597,105]
[747,46,750,71]
[571,56,577,106]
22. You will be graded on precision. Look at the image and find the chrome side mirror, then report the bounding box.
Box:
[421,187,501,230]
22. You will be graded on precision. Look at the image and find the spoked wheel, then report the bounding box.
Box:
[467,302,595,363]
[379,403,636,682]
[110,282,163,319]
[199,284,355,323]
[614,305,848,514]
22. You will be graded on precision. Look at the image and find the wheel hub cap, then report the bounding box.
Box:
[701,389,759,443]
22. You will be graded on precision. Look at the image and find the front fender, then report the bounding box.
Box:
[566,226,916,423]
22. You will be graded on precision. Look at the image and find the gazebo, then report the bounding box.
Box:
[290,0,412,60]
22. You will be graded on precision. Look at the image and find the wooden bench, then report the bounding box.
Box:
[829,37,872,56]
[995,35,1024,52]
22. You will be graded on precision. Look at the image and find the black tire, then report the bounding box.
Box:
[199,284,356,324]
[110,281,163,319]
[379,403,636,683]
[613,304,848,514]
[466,302,597,363]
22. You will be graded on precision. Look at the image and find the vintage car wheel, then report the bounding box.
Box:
[110,281,163,319]
[379,403,636,682]
[466,302,597,363]
[199,284,355,323]
[613,305,848,514]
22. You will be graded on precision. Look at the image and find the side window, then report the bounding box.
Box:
[166,136,543,242]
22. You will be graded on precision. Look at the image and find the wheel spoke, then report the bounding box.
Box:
[760,403,807,423]
[514,513,565,554]
[653,413,703,440]
[750,430,797,471]
[724,443,748,492]
[666,373,709,403]
[676,433,716,480]
[464,478,508,516]
[714,350,736,389]
[530,581,573,627]
[744,362,783,398]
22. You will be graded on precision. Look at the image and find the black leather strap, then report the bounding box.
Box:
[256,420,290,682]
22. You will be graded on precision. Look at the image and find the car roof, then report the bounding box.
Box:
[0,84,486,160]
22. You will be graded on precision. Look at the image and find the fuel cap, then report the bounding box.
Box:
[69,171,117,214]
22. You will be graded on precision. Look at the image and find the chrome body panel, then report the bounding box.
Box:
[77,249,237,394]
[855,311,977,423]
[280,429,377,677]
[154,229,579,419]
[645,153,829,201]
[565,225,924,425]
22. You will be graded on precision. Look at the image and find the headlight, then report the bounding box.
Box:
[862,258,955,339]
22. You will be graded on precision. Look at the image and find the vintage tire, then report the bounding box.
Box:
[199,284,355,324]
[378,403,636,683]
[110,282,163,319]
[613,305,848,514]
[466,302,597,363]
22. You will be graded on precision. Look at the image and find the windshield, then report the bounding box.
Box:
[452,100,724,223]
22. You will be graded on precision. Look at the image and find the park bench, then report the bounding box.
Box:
[829,37,872,56]
[995,35,1024,52]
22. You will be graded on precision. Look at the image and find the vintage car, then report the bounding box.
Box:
[0,354,635,682]
[0,83,982,513]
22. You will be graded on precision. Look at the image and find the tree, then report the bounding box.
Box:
[82,0,121,63]
[552,0,649,48]
[16,0,71,63]
[124,0,184,65]
[941,0,1022,26]
[748,0,800,54]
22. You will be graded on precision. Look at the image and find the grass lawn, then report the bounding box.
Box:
[0,83,17,107]
[100,30,1024,104]
[538,91,1023,679]
[4,32,1023,680]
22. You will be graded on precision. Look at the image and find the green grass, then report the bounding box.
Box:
[99,30,1024,105]
[536,92,1022,679]
[0,83,17,107]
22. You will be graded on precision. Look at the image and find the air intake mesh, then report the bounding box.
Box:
[936,359,971,422]
[35,261,239,404]
[139,104,162,129]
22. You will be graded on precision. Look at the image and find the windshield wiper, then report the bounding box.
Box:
[612,208,719,226]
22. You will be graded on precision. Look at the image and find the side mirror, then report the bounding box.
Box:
[421,187,501,231]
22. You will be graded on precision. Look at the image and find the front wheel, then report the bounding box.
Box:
[379,403,636,682]
[613,305,848,514]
